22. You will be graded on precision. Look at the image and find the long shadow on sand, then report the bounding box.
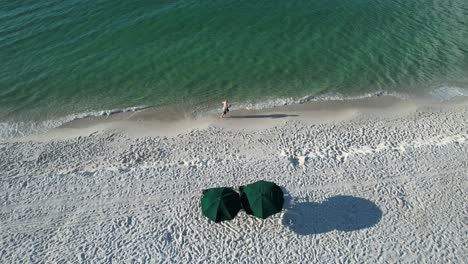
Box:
[229,114,299,119]
[282,195,382,235]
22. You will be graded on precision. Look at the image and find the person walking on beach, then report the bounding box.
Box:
[221,99,230,118]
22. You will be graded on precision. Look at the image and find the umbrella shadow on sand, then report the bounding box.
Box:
[282,190,382,235]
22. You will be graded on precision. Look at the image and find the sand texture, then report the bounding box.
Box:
[1,99,467,263]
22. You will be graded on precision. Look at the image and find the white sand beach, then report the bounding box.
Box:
[1,96,467,263]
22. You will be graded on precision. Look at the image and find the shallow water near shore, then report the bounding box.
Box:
[7,95,464,142]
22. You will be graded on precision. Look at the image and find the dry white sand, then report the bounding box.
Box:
[1,97,467,263]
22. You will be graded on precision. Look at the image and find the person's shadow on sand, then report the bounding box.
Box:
[282,192,382,235]
[229,114,298,119]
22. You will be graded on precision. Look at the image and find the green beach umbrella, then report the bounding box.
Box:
[201,187,241,223]
[239,180,284,219]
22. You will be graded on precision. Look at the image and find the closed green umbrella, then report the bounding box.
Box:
[240,180,284,219]
[201,187,241,223]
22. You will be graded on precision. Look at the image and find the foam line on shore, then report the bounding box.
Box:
[1,87,468,141]
[0,106,148,141]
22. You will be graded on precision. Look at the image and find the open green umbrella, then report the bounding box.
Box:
[240,180,284,219]
[201,187,241,223]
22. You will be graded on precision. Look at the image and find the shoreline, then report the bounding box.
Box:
[7,95,468,142]
[2,87,467,142]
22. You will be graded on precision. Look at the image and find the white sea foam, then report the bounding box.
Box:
[430,86,468,101]
[2,87,467,141]
[0,106,148,141]
[228,91,407,111]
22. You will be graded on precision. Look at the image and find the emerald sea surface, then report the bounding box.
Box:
[1,0,468,138]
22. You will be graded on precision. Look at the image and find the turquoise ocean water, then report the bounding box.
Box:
[1,0,468,138]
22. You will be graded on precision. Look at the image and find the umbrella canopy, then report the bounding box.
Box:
[240,180,284,219]
[201,187,241,223]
